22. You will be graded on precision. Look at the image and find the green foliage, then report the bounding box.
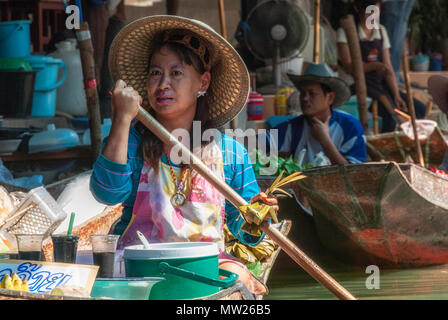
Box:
[250,149,314,177]
[246,261,262,277]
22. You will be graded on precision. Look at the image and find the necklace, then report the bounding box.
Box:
[165,153,189,207]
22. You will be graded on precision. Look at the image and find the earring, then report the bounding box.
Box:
[197,90,206,98]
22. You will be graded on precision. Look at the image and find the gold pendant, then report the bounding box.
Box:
[171,191,186,207]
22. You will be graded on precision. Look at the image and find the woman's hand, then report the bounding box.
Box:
[394,94,408,112]
[111,79,142,122]
[371,62,393,77]
[244,192,279,224]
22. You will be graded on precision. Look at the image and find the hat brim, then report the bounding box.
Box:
[109,15,250,128]
[428,75,448,114]
[287,73,351,107]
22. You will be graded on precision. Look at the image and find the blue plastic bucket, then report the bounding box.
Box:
[430,54,443,71]
[0,21,32,58]
[23,56,66,117]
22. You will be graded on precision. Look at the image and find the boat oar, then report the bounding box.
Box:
[313,0,321,64]
[217,0,228,40]
[217,0,238,131]
[135,107,356,300]
[401,44,425,167]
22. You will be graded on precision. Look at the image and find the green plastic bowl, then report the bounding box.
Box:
[0,57,32,71]
[90,277,165,300]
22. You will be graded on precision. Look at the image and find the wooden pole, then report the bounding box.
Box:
[372,100,379,135]
[313,0,320,64]
[136,106,357,300]
[402,45,425,167]
[340,15,369,132]
[76,22,102,161]
[260,221,356,300]
[425,101,433,118]
[217,0,237,130]
[218,0,227,40]
[166,0,179,15]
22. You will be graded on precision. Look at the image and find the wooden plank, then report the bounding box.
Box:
[1,147,92,162]
[406,71,448,89]
[2,117,72,129]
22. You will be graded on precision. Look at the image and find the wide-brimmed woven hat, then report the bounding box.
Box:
[109,15,250,128]
[428,75,448,114]
[287,63,351,107]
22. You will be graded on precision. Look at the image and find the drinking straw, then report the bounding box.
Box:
[67,212,75,236]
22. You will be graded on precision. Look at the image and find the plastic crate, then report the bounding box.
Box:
[1,187,67,238]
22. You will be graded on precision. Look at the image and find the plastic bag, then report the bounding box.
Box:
[0,230,17,254]
[0,158,43,189]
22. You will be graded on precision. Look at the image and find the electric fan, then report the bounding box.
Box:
[244,0,310,94]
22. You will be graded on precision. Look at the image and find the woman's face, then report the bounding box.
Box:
[147,45,210,121]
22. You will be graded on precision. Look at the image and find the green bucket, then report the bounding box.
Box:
[90,277,165,300]
[123,242,238,300]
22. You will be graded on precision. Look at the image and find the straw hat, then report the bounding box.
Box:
[428,75,448,114]
[287,63,351,107]
[108,15,250,128]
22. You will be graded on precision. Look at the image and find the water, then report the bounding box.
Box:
[264,254,448,300]
[93,252,116,278]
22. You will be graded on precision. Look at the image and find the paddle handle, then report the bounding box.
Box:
[136,106,357,300]
[136,107,247,209]
[261,222,356,300]
[313,0,321,64]
[217,0,227,39]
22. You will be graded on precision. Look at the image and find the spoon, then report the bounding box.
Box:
[136,230,151,249]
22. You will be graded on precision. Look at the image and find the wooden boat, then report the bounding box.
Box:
[259,162,448,268]
[366,127,447,168]
[0,220,291,300]
[0,171,292,300]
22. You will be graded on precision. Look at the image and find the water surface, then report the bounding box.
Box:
[265,254,448,300]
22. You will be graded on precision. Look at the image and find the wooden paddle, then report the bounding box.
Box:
[313,0,321,64]
[217,0,228,39]
[401,44,425,167]
[136,107,357,300]
[217,0,238,131]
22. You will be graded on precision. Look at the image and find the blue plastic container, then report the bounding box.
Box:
[430,54,443,71]
[0,21,32,58]
[23,55,66,117]
[411,54,430,72]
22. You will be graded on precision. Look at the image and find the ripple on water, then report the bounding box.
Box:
[265,264,448,300]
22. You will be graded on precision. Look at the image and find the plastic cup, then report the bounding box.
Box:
[15,234,44,261]
[52,235,80,263]
[90,235,119,278]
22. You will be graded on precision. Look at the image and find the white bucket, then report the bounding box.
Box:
[400,120,438,141]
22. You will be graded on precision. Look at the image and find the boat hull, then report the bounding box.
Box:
[366,128,447,168]
[258,162,448,268]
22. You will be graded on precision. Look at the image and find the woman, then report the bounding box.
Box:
[89,16,277,294]
[337,0,426,133]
